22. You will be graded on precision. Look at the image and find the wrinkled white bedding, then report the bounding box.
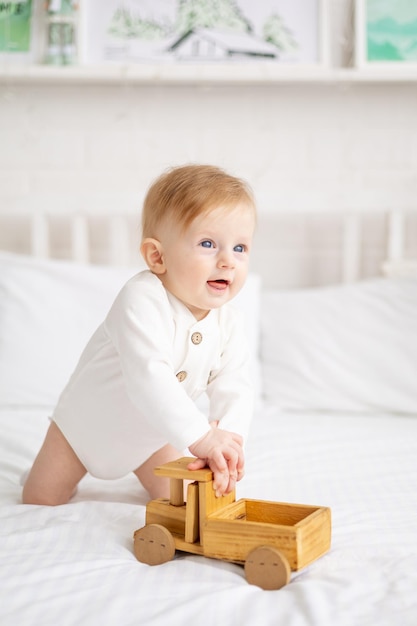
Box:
[1,405,416,626]
[1,253,416,625]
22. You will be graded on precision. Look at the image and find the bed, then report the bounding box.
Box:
[1,211,416,626]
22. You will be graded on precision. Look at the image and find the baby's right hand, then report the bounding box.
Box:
[188,427,244,497]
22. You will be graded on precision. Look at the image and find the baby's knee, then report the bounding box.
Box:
[21,476,76,506]
[22,484,66,506]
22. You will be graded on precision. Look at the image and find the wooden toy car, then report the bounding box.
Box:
[133,457,331,590]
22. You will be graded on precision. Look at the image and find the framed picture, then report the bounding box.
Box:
[81,0,329,68]
[355,0,417,68]
[0,0,35,62]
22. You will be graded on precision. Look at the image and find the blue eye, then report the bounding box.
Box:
[200,240,213,248]
[234,244,245,253]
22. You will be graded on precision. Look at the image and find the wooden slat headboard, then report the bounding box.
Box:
[0,210,415,289]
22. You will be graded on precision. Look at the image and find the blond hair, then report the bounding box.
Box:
[141,164,255,239]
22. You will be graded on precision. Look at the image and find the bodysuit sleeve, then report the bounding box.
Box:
[104,274,211,451]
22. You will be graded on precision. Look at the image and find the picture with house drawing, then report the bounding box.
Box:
[83,0,322,65]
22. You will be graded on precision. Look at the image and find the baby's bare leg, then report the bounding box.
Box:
[22,422,86,506]
[133,444,183,500]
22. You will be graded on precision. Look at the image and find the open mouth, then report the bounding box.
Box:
[207,279,230,290]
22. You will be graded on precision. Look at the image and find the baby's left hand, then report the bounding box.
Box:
[188,421,244,497]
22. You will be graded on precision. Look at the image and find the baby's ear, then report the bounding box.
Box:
[140,238,166,274]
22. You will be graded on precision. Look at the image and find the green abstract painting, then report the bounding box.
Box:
[366,0,417,62]
[0,1,33,53]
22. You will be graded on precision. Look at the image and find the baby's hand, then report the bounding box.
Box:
[188,426,244,497]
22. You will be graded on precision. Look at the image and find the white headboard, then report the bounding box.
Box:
[0,210,416,289]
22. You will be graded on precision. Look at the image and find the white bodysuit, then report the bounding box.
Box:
[53,270,253,479]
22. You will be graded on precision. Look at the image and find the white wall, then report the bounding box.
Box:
[1,78,416,214]
[0,0,416,283]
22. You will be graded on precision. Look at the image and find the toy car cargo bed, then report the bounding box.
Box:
[203,498,331,570]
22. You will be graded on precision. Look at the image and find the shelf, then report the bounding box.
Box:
[1,62,417,85]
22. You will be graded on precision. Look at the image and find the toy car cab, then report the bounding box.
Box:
[134,457,331,590]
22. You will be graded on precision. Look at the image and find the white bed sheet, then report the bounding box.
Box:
[1,405,416,626]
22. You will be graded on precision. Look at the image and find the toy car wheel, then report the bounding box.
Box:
[133,524,176,566]
[244,546,291,590]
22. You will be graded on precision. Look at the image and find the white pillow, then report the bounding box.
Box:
[232,272,262,406]
[0,252,261,408]
[261,277,417,414]
[0,252,138,407]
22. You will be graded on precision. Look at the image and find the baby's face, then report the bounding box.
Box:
[158,203,255,320]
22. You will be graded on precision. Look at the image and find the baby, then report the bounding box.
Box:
[22,164,257,505]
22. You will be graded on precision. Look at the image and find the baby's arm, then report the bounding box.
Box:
[188,422,244,497]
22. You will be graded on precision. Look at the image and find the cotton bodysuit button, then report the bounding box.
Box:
[176,371,187,382]
[191,332,203,345]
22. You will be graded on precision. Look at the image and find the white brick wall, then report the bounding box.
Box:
[2,81,416,215]
[0,1,416,230]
